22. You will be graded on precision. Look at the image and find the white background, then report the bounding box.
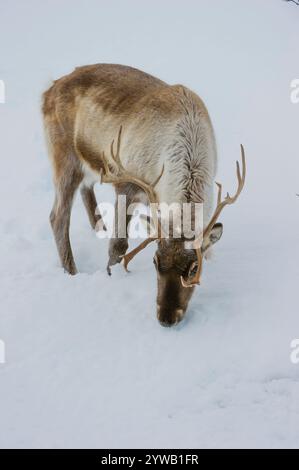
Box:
[0,0,298,448]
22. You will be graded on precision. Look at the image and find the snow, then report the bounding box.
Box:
[0,0,299,448]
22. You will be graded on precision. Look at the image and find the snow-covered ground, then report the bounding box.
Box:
[0,0,299,448]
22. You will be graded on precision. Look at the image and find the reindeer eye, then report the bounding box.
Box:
[153,255,159,269]
[188,262,198,278]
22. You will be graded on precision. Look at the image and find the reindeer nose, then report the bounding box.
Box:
[157,306,185,327]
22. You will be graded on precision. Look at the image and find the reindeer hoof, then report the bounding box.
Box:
[106,264,112,276]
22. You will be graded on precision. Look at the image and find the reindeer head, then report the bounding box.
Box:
[153,227,223,326]
[102,128,246,327]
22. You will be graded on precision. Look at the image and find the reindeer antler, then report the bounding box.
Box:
[203,145,246,239]
[101,127,164,271]
[180,145,246,287]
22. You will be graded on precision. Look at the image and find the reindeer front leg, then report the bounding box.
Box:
[107,183,137,275]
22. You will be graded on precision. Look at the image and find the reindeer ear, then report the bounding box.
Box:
[210,223,223,244]
[202,223,223,252]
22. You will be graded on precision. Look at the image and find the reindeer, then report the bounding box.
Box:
[42,64,245,326]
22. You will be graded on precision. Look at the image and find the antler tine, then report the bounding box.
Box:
[215,182,222,205]
[241,143,246,183]
[152,164,165,188]
[110,126,123,164]
[230,145,246,202]
[109,127,125,174]
[110,140,115,160]
[236,160,241,184]
[101,151,110,176]
[121,237,156,272]
[115,125,122,159]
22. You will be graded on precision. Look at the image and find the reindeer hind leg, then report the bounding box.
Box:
[50,153,83,275]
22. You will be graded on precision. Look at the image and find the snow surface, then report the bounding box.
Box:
[0,0,299,449]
